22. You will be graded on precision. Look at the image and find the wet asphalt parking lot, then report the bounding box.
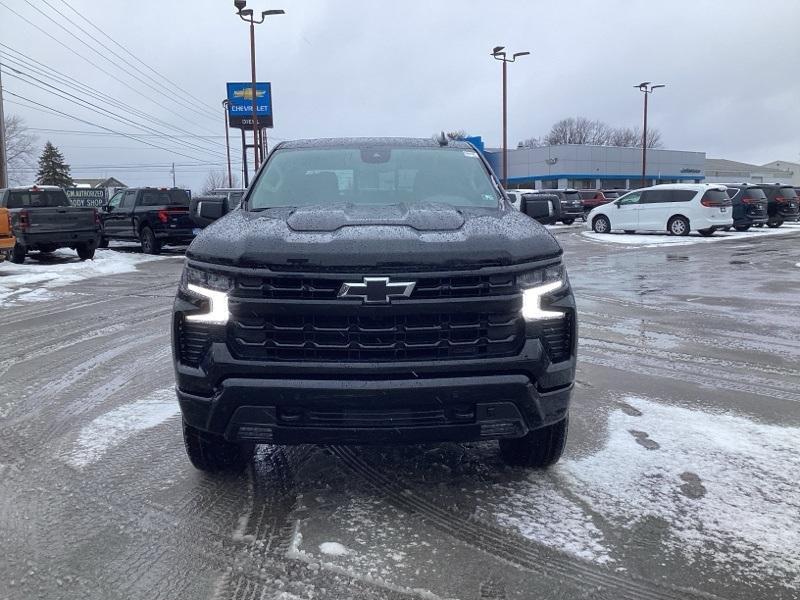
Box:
[1,227,799,600]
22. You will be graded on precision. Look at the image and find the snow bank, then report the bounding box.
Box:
[0,248,169,305]
[582,223,800,247]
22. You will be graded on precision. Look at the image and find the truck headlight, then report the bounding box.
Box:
[518,263,565,320]
[180,265,232,325]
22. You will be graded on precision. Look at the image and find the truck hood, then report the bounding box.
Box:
[186,205,562,269]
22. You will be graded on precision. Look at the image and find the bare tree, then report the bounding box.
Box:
[520,117,663,149]
[202,169,240,194]
[4,114,37,185]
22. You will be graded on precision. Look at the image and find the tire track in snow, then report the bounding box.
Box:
[330,446,724,600]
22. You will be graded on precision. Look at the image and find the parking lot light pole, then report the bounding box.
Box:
[222,99,233,187]
[491,47,529,188]
[234,1,284,172]
[635,82,665,188]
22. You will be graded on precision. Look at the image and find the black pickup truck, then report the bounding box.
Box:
[0,185,101,263]
[99,187,196,254]
[173,137,577,472]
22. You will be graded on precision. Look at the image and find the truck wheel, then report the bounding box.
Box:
[182,421,253,472]
[499,416,568,468]
[140,227,161,254]
[561,218,575,225]
[76,243,96,260]
[668,215,690,236]
[698,228,715,237]
[10,243,26,264]
[98,237,109,249]
[767,218,783,228]
[734,225,750,232]
[592,215,610,233]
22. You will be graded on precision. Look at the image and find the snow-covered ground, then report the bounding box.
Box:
[0,248,171,305]
[582,222,800,247]
[482,396,800,586]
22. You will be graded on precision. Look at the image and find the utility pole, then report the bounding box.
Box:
[0,64,9,188]
[222,99,233,187]
[491,46,530,188]
[171,162,176,187]
[635,82,665,188]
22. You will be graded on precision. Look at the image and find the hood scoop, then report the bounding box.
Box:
[286,204,466,232]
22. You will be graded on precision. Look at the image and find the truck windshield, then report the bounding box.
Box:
[7,190,71,208]
[248,146,500,209]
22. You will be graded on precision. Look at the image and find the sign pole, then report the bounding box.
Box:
[241,127,249,188]
[222,99,233,188]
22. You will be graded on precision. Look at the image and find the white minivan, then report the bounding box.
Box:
[587,184,734,236]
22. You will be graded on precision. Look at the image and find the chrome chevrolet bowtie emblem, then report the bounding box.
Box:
[337,277,416,304]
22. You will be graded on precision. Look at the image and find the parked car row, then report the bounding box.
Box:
[506,188,584,225]
[586,183,799,236]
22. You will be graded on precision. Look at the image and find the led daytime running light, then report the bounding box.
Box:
[521,280,565,320]
[186,284,229,325]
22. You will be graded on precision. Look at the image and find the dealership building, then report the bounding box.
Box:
[468,138,794,189]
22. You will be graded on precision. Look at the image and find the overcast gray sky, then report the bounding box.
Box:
[1,0,798,191]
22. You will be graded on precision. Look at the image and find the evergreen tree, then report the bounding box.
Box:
[35,141,73,187]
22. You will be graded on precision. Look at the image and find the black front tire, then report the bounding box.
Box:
[76,243,96,260]
[140,227,161,254]
[767,218,783,228]
[698,228,715,237]
[10,243,26,264]
[734,225,751,232]
[499,416,569,468]
[561,218,575,225]
[182,421,253,472]
[98,237,109,249]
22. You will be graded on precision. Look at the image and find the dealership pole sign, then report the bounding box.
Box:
[226,82,273,129]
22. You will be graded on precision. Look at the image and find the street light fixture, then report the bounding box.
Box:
[234,1,284,172]
[491,46,530,188]
[635,82,666,188]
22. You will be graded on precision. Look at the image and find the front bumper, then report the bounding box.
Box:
[177,373,573,444]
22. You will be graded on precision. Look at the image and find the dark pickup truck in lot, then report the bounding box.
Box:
[100,187,196,253]
[0,185,101,263]
[173,137,577,472]
[526,189,584,224]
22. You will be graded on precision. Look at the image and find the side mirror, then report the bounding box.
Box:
[199,200,224,220]
[615,202,620,209]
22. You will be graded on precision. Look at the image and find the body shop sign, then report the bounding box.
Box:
[65,188,107,208]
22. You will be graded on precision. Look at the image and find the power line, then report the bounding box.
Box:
[0,47,226,155]
[3,67,229,160]
[56,0,222,121]
[26,128,227,139]
[4,93,219,163]
[36,0,221,123]
[0,0,219,135]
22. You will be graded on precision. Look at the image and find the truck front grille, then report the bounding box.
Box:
[233,272,515,301]
[229,311,524,362]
